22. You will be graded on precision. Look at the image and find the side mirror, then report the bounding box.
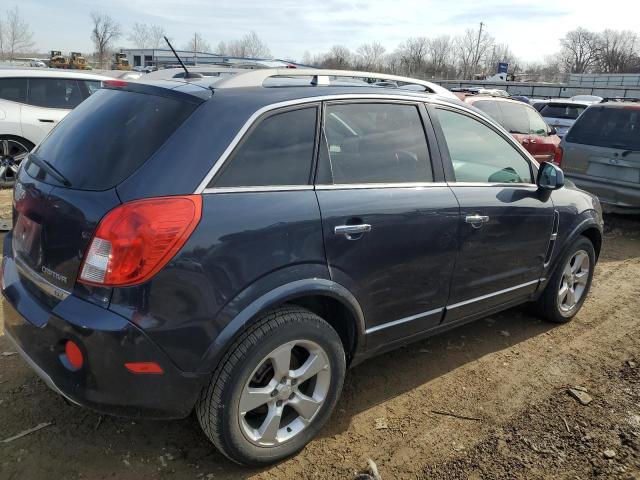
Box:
[537,161,565,190]
[548,126,557,136]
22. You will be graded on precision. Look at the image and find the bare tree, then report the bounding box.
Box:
[319,45,352,69]
[597,29,639,73]
[224,31,271,58]
[560,28,601,73]
[426,35,453,78]
[91,12,121,69]
[455,27,494,79]
[4,7,34,61]
[395,37,429,75]
[184,32,211,53]
[354,42,386,71]
[128,22,168,49]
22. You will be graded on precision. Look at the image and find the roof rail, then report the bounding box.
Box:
[601,97,640,103]
[213,68,457,99]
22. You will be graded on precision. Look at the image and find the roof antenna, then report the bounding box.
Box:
[164,36,203,79]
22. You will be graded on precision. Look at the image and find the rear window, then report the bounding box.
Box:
[539,103,586,120]
[566,106,640,150]
[30,88,196,190]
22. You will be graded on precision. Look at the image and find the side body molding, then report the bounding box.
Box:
[197,277,366,373]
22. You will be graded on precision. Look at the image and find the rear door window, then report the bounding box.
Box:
[436,108,533,184]
[566,106,640,150]
[30,88,197,190]
[0,78,27,103]
[318,102,432,184]
[79,80,102,98]
[27,78,83,109]
[211,106,318,188]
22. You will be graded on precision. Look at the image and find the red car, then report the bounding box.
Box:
[461,95,561,164]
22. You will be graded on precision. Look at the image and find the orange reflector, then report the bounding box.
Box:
[125,362,164,374]
[65,340,84,370]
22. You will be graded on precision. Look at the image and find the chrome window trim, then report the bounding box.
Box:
[448,182,538,188]
[202,185,314,194]
[446,279,540,310]
[14,256,71,301]
[316,182,449,190]
[194,93,519,193]
[365,307,444,335]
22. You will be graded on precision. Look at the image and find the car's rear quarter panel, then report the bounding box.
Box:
[108,190,328,371]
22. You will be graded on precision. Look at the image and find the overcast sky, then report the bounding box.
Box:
[10,0,640,62]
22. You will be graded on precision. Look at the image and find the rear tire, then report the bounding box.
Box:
[0,136,34,188]
[196,305,346,466]
[534,236,595,323]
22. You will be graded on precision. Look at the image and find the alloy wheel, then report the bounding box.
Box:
[0,139,30,185]
[238,339,331,447]
[557,249,590,313]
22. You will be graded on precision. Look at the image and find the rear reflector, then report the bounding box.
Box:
[125,362,164,374]
[65,340,84,370]
[79,195,202,287]
[554,146,563,166]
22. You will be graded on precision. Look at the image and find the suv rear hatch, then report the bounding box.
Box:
[563,104,640,186]
[539,102,588,137]
[12,82,202,308]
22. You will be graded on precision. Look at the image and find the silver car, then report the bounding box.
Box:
[560,100,640,211]
[538,99,592,137]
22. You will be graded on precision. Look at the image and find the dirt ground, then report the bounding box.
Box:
[0,211,639,480]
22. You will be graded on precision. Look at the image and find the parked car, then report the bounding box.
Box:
[0,68,110,186]
[559,99,640,211]
[462,95,561,163]
[3,69,603,466]
[538,99,593,138]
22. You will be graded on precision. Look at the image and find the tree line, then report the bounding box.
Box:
[305,27,640,82]
[1,6,639,81]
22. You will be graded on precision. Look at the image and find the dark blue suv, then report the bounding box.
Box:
[2,70,603,466]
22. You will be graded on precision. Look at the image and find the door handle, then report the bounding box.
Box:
[38,119,55,123]
[334,224,371,240]
[465,215,489,229]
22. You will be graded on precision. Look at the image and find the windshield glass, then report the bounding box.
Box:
[566,106,640,150]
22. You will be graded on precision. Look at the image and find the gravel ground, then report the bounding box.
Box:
[0,211,638,480]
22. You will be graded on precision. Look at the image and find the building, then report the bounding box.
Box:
[119,49,295,70]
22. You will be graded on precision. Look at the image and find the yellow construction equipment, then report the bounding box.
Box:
[112,53,131,71]
[49,51,70,69]
[69,52,91,70]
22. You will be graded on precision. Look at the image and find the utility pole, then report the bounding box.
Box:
[194,33,198,66]
[474,21,484,76]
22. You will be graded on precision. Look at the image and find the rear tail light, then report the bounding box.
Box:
[79,195,202,287]
[554,146,563,166]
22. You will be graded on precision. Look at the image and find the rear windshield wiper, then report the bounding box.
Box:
[28,154,72,187]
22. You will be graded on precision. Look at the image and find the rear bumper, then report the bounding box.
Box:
[565,174,640,210]
[2,249,208,419]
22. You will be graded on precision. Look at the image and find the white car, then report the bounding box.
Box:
[0,68,111,186]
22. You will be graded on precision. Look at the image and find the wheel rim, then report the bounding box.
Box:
[0,139,30,184]
[238,339,331,447]
[557,249,590,313]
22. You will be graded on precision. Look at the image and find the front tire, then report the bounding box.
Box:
[196,305,346,466]
[535,236,595,323]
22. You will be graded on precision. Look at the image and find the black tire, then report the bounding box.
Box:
[534,236,596,323]
[0,135,34,188]
[196,305,346,466]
